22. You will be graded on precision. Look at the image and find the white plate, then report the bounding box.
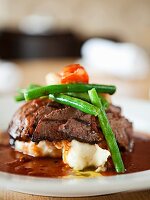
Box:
[0,96,150,197]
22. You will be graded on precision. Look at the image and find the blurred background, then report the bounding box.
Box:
[0,0,150,100]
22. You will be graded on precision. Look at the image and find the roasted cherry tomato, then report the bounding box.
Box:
[60,64,89,84]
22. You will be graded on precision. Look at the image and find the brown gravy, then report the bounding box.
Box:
[0,133,150,178]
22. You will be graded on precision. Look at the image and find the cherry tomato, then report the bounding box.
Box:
[60,64,89,84]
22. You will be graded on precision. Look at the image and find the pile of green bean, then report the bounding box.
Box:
[15,83,125,173]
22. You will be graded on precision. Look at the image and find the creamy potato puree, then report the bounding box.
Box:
[15,139,110,171]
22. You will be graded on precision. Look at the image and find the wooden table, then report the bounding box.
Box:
[1,189,150,200]
[1,59,150,200]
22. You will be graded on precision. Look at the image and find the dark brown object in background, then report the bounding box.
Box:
[0,29,83,59]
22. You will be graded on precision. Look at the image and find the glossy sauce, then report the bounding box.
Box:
[0,133,150,178]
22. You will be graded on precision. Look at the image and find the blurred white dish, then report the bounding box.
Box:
[81,39,150,79]
[0,96,150,197]
[0,61,22,94]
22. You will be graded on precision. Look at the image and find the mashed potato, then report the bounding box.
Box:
[15,140,62,158]
[63,140,110,171]
[15,139,110,171]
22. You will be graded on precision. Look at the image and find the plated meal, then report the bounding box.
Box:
[0,64,150,180]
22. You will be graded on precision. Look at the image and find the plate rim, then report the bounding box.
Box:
[0,169,150,197]
[0,97,150,197]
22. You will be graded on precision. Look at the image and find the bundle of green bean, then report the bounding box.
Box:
[15,83,115,101]
[15,83,125,173]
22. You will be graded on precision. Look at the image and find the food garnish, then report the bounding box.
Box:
[60,64,89,84]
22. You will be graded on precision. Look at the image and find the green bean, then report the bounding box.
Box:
[66,92,109,109]
[15,84,41,102]
[25,84,116,101]
[15,94,25,101]
[88,88,125,173]
[28,84,41,90]
[65,92,90,101]
[49,93,99,116]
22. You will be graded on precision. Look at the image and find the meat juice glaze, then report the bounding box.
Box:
[0,133,150,178]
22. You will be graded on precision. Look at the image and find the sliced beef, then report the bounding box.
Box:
[32,107,104,145]
[44,106,82,121]
[58,116,104,144]
[106,109,133,151]
[8,98,133,151]
[33,120,64,141]
[8,99,64,141]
